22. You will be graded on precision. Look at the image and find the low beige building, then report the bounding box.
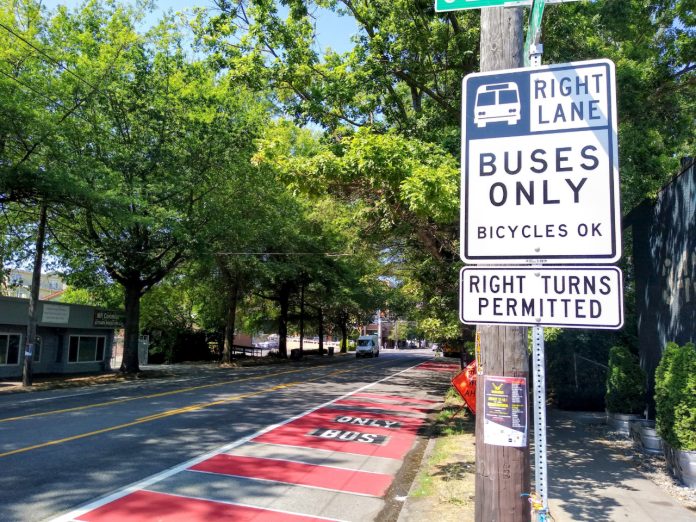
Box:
[2,269,66,300]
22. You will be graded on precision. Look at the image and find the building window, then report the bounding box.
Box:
[68,336,105,363]
[0,334,21,365]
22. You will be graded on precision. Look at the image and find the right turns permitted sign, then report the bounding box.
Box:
[460,266,624,329]
[460,59,620,264]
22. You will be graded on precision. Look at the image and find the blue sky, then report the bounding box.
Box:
[41,0,358,54]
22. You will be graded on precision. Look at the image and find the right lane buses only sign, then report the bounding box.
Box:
[460,59,620,264]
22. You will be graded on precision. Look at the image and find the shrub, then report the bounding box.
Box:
[655,342,696,450]
[605,345,646,414]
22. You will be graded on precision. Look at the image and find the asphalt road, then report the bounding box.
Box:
[0,351,434,522]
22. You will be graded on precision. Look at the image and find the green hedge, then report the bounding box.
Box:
[655,342,696,450]
[605,345,646,414]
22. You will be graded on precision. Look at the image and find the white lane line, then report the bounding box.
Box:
[47,360,427,522]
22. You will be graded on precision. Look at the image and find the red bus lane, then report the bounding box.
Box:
[414,361,462,373]
[57,360,452,522]
[252,405,426,460]
[70,490,329,522]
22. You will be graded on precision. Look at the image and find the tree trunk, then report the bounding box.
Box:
[339,316,347,353]
[410,85,422,113]
[318,308,324,354]
[223,281,239,363]
[120,282,142,373]
[221,271,239,364]
[24,203,48,387]
[475,8,530,522]
[278,283,290,358]
[299,281,304,357]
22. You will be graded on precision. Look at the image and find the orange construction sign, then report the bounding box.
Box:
[452,359,477,414]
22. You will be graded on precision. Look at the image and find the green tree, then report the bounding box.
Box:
[605,345,646,414]
[255,123,462,340]
[44,3,266,372]
[197,1,693,205]
[543,0,695,209]
[192,159,296,363]
[194,0,479,143]
[198,0,694,357]
[0,0,94,293]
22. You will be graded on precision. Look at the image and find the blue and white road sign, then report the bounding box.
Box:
[460,59,620,264]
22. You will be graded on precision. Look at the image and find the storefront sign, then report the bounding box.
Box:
[93,309,125,328]
[41,304,70,324]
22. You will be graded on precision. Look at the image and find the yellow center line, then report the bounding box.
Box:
[134,382,299,422]
[0,382,304,459]
[0,367,306,423]
[0,358,396,459]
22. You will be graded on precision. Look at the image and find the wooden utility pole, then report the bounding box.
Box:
[24,203,48,387]
[474,7,531,522]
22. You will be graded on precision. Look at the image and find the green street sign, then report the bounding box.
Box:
[435,0,574,13]
[524,0,546,65]
[436,0,528,10]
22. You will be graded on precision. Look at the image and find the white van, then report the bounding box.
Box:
[473,82,521,127]
[355,335,380,358]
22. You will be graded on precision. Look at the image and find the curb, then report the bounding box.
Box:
[396,433,439,521]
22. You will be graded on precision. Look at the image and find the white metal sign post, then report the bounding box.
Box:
[460,59,620,265]
[531,324,548,512]
[527,8,551,514]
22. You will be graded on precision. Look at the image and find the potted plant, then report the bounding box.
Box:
[605,345,646,436]
[629,418,663,455]
[655,342,696,487]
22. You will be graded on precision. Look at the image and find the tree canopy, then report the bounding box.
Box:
[1,0,693,370]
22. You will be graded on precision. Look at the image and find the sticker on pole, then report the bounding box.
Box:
[483,375,528,447]
[460,59,620,264]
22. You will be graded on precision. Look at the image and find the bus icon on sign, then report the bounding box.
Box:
[474,82,521,127]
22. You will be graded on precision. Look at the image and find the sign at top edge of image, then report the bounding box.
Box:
[435,0,578,13]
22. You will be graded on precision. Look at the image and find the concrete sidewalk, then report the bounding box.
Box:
[546,410,695,521]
